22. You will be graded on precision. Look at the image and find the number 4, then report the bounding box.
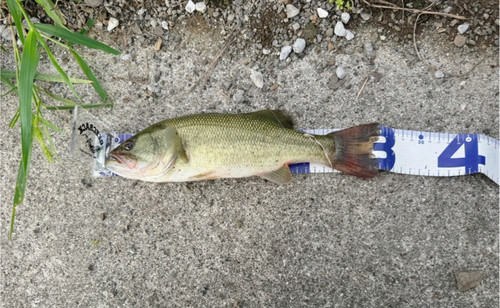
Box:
[437,134,485,174]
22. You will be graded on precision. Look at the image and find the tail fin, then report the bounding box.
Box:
[327,123,380,179]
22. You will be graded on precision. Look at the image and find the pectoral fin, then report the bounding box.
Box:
[259,165,293,184]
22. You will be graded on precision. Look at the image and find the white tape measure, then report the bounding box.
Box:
[92,126,498,185]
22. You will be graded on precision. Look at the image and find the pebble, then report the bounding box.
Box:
[120,53,132,61]
[286,4,300,19]
[292,38,306,53]
[457,23,469,34]
[317,8,329,19]
[345,30,354,40]
[450,19,459,27]
[325,28,334,37]
[250,70,264,88]
[435,70,445,78]
[161,21,169,30]
[262,48,271,55]
[195,2,207,13]
[380,35,386,41]
[442,6,453,13]
[185,0,195,13]
[341,12,350,24]
[292,23,300,31]
[360,13,371,21]
[233,89,245,104]
[107,17,119,31]
[456,270,484,292]
[84,0,103,7]
[454,35,466,47]
[279,46,292,60]
[336,66,347,79]
[334,21,347,37]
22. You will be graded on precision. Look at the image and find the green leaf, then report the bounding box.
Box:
[1,86,18,98]
[35,34,83,103]
[35,0,67,29]
[33,23,121,55]
[44,103,113,110]
[37,116,63,133]
[68,19,96,48]
[1,70,92,84]
[37,87,79,106]
[70,49,108,102]
[9,109,20,128]
[10,154,31,240]
[19,29,39,173]
[5,0,25,45]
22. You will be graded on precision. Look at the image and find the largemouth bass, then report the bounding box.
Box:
[105,110,379,183]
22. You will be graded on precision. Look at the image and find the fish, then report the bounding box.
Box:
[105,110,379,184]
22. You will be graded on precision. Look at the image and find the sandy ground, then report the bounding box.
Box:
[1,15,499,307]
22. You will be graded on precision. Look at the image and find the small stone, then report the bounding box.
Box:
[454,35,466,47]
[286,4,300,19]
[250,70,264,88]
[341,12,350,24]
[107,17,119,31]
[154,38,162,51]
[450,19,459,27]
[380,35,386,41]
[360,13,371,21]
[292,22,300,31]
[336,66,347,79]
[456,270,484,292]
[130,22,142,35]
[161,21,169,30]
[442,6,453,14]
[292,38,306,53]
[227,14,235,22]
[84,0,103,7]
[438,28,447,33]
[345,30,354,40]
[483,13,489,20]
[185,0,195,13]
[279,46,292,60]
[270,83,279,91]
[328,43,335,52]
[262,48,271,55]
[334,21,346,37]
[317,8,329,19]
[458,23,469,34]
[120,53,132,61]
[233,89,245,104]
[326,28,334,37]
[435,70,445,78]
[195,2,206,13]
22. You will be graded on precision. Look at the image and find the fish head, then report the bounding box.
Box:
[105,125,182,181]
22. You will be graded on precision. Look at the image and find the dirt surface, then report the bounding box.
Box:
[1,0,499,307]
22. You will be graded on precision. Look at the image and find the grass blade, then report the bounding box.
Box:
[19,29,39,172]
[5,0,25,45]
[10,154,31,240]
[37,87,79,106]
[37,116,63,133]
[9,109,20,128]
[33,23,121,55]
[68,19,96,48]
[44,103,113,110]
[70,49,109,102]
[35,0,67,28]
[2,69,92,84]
[35,34,82,103]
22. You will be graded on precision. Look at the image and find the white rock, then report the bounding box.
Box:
[107,17,119,31]
[286,4,300,18]
[161,21,169,30]
[120,53,132,61]
[292,22,300,31]
[250,70,264,88]
[341,12,350,24]
[185,0,195,13]
[292,38,306,53]
[334,21,347,37]
[336,66,347,79]
[435,70,445,78]
[317,8,329,18]
[345,30,354,40]
[360,13,372,21]
[457,23,469,34]
[279,46,292,60]
[262,48,271,55]
[195,2,206,13]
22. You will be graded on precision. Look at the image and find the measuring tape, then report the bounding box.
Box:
[92,126,498,184]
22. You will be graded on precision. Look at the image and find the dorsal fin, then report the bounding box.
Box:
[248,110,294,129]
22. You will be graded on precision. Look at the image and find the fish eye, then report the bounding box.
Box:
[123,140,135,151]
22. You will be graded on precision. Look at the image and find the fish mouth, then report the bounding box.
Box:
[107,151,137,169]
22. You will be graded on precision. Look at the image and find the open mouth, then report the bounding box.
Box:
[107,152,137,169]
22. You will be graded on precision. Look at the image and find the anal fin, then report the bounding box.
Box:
[259,165,293,184]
